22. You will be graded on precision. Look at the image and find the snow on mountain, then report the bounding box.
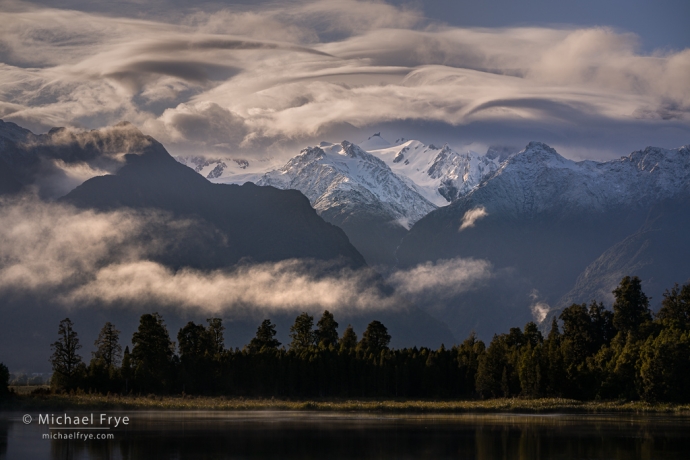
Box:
[257,141,436,229]
[175,155,279,184]
[368,138,504,207]
[358,132,391,150]
[460,141,690,217]
[175,134,508,215]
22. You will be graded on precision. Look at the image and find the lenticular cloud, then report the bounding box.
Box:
[0,1,687,160]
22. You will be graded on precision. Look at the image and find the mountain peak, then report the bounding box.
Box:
[359,132,391,150]
[508,142,571,168]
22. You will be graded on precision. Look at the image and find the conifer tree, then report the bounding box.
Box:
[121,346,132,382]
[131,312,175,391]
[518,342,542,398]
[560,303,594,369]
[476,335,507,398]
[50,318,84,389]
[93,322,122,371]
[247,319,281,353]
[612,276,652,337]
[523,322,544,347]
[359,320,391,354]
[456,332,484,395]
[639,328,690,402]
[588,301,615,348]
[289,312,316,351]
[656,283,690,330]
[178,322,213,360]
[339,325,358,352]
[315,310,339,348]
[178,321,215,393]
[544,316,565,396]
[206,318,225,354]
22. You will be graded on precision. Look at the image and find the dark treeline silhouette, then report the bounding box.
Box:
[41,276,690,403]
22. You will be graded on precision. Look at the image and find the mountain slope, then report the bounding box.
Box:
[177,135,509,265]
[397,142,690,339]
[1,121,459,371]
[258,141,437,266]
[62,137,367,270]
[557,201,690,309]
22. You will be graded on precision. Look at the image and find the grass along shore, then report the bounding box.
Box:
[3,390,690,414]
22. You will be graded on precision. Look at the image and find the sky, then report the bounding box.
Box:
[0,0,688,161]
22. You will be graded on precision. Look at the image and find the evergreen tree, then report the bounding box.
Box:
[544,317,565,396]
[476,335,507,398]
[588,301,615,348]
[359,320,391,354]
[289,312,316,351]
[612,276,652,337]
[518,342,542,398]
[178,321,215,393]
[639,327,690,402]
[247,319,281,353]
[523,322,544,347]
[315,310,339,348]
[206,318,225,354]
[131,313,175,392]
[178,322,214,359]
[609,332,643,400]
[93,322,122,371]
[49,318,84,389]
[456,332,485,395]
[656,283,690,330]
[339,325,358,352]
[121,346,132,392]
[560,303,595,368]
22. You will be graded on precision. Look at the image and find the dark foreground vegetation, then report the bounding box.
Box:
[2,276,689,405]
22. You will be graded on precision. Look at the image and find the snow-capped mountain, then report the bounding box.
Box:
[451,141,690,217]
[175,155,276,184]
[177,133,510,211]
[257,141,438,265]
[258,141,436,229]
[364,134,505,206]
[397,141,690,341]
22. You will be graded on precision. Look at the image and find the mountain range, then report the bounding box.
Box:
[0,120,455,371]
[1,118,689,368]
[183,134,690,339]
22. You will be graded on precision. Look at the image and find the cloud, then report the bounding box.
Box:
[459,206,488,231]
[4,121,155,198]
[64,260,393,314]
[529,289,551,323]
[0,196,492,315]
[156,102,249,147]
[387,257,493,300]
[0,1,688,159]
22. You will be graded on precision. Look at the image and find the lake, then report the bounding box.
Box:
[2,411,690,459]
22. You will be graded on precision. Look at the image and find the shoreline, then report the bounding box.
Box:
[3,393,690,414]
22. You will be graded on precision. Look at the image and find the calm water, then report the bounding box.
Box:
[2,410,690,459]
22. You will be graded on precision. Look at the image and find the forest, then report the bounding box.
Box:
[2,276,689,403]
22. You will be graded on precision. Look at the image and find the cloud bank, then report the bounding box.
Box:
[0,0,688,160]
[0,196,491,315]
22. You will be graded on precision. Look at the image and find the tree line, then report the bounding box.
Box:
[7,276,688,402]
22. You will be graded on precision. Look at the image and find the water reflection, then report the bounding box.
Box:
[3,411,690,459]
